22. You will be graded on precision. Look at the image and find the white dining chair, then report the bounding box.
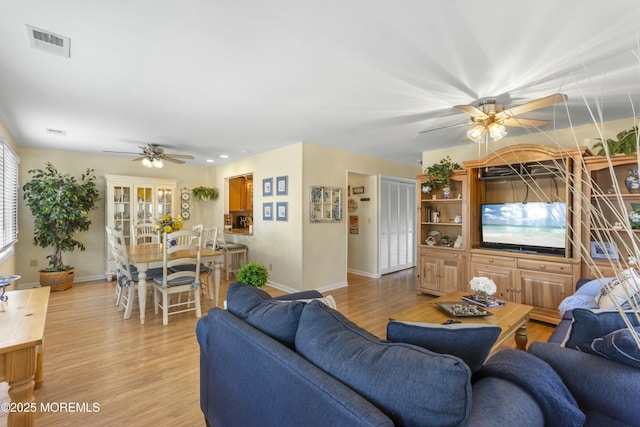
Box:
[105,226,122,306]
[153,229,203,325]
[132,221,159,245]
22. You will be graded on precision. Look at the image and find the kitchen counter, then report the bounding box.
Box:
[226,228,252,235]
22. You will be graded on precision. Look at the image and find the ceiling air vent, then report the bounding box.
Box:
[25,25,70,58]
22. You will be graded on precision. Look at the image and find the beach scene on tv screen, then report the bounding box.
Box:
[481,202,567,249]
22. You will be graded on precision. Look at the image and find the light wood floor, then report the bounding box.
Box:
[1,268,554,427]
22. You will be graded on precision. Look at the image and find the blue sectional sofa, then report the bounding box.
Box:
[196,283,587,427]
[527,278,640,427]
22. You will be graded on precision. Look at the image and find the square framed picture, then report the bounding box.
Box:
[276,175,288,196]
[590,241,618,260]
[276,202,288,221]
[263,202,273,220]
[263,178,273,197]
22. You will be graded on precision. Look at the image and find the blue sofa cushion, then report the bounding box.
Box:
[386,320,500,375]
[226,282,305,349]
[296,301,472,427]
[561,308,640,349]
[577,326,640,369]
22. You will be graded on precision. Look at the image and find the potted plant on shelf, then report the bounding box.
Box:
[237,262,269,288]
[592,125,639,156]
[192,186,219,201]
[423,156,461,197]
[22,163,100,291]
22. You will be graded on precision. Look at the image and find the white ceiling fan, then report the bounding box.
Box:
[420,93,568,142]
[104,144,195,168]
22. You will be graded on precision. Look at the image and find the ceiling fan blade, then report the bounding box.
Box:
[163,153,195,159]
[500,117,551,128]
[103,150,143,155]
[161,156,186,164]
[454,104,488,119]
[419,121,472,134]
[131,156,147,161]
[500,93,567,117]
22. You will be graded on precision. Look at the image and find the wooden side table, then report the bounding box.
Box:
[0,286,50,427]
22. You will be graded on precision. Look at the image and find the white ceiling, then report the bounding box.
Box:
[1,0,640,167]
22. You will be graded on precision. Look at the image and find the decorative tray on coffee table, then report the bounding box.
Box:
[436,302,492,317]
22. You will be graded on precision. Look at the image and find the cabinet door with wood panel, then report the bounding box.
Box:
[469,262,517,302]
[417,247,464,295]
[517,270,573,323]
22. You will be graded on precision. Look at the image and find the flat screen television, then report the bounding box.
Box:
[480,202,567,256]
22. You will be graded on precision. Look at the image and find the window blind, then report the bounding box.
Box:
[1,138,19,253]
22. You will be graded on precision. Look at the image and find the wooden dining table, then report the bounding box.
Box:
[127,244,225,324]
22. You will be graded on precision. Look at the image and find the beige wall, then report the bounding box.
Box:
[16,146,216,286]
[301,142,420,291]
[347,173,379,275]
[10,117,630,290]
[213,144,304,290]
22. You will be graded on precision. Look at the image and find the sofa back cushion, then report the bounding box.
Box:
[226,282,305,349]
[387,320,500,375]
[296,301,472,427]
[560,308,640,349]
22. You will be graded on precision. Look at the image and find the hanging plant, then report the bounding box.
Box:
[192,186,219,201]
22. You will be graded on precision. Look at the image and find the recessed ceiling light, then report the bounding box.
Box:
[219,154,229,159]
[206,159,215,163]
[46,128,67,136]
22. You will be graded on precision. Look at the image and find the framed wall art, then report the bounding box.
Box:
[263,178,273,197]
[352,186,365,194]
[310,186,342,223]
[263,202,273,220]
[276,202,288,221]
[276,175,288,196]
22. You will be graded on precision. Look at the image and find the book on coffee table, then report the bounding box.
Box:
[461,295,506,308]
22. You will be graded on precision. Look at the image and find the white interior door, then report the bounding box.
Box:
[379,176,416,274]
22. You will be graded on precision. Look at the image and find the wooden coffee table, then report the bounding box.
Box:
[389,291,533,355]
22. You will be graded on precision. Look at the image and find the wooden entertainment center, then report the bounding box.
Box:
[417,145,588,324]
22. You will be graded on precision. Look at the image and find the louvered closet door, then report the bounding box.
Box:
[380,176,416,274]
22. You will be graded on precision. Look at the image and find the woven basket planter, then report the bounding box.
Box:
[40,269,75,292]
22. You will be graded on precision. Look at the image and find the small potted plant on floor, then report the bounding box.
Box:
[192,186,219,201]
[237,262,269,288]
[22,163,100,291]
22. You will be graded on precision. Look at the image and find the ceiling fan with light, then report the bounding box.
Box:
[420,93,568,142]
[104,144,195,168]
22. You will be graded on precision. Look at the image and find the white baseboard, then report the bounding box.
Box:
[268,280,348,295]
[347,268,381,278]
[17,274,107,290]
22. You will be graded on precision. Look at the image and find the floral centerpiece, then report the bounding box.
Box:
[155,214,183,234]
[470,276,497,302]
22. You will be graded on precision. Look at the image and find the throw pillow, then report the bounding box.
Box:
[578,326,640,369]
[296,301,471,427]
[295,294,337,310]
[560,308,640,349]
[595,268,640,310]
[386,320,500,374]
[226,282,306,349]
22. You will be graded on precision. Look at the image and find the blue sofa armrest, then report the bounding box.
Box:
[274,289,323,301]
[529,341,640,426]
